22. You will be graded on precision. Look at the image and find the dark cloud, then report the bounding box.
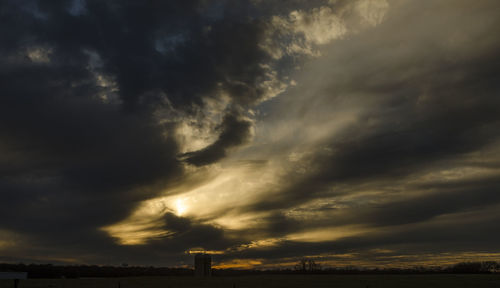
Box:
[181,111,252,166]
[0,0,278,264]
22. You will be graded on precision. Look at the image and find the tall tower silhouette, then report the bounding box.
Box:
[194,253,212,277]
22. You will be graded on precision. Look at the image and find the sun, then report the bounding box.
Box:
[175,198,188,216]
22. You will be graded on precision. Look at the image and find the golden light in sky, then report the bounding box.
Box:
[175,198,188,216]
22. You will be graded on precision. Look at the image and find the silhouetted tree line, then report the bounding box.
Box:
[0,263,192,278]
[0,261,498,278]
[448,261,500,274]
[294,259,322,272]
[215,261,500,276]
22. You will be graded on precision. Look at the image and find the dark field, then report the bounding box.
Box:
[2,275,500,288]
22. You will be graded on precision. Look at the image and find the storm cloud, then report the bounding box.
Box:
[1,0,500,268]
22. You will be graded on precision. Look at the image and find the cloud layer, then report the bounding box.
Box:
[1,0,500,268]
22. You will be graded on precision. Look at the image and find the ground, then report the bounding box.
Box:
[1,274,500,288]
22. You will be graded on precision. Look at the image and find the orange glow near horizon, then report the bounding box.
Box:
[212,252,500,270]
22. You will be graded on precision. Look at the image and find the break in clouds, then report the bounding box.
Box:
[1,0,500,268]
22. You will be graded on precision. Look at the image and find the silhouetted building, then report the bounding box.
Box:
[194,254,211,277]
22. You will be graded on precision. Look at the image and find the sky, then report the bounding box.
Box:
[1,0,500,269]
